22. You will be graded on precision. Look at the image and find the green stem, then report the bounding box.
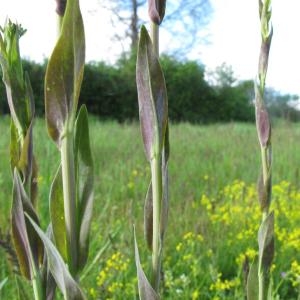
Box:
[31,269,43,300]
[260,147,268,185]
[61,124,77,275]
[151,22,159,56]
[149,18,162,294]
[28,242,43,300]
[261,146,269,221]
[258,269,269,300]
[150,152,162,292]
[57,16,63,36]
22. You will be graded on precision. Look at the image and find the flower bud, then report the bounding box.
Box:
[148,0,166,25]
[55,0,67,16]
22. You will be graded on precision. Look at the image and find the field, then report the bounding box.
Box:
[1,117,300,299]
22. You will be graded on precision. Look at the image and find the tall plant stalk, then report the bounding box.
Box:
[45,0,94,280]
[247,1,274,299]
[135,0,168,298]
[0,0,93,298]
[0,20,44,300]
[150,17,162,292]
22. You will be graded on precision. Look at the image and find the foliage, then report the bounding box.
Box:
[0,0,94,297]
[251,1,273,298]
[1,56,297,123]
[1,120,300,299]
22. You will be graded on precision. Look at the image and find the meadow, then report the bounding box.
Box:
[1,117,300,299]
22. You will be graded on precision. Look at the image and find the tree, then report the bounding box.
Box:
[99,0,212,55]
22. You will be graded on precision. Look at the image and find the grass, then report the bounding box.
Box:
[1,117,300,299]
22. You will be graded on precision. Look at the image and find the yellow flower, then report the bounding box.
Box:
[176,242,183,252]
[183,232,193,240]
[127,181,134,189]
[89,288,96,298]
[192,289,200,299]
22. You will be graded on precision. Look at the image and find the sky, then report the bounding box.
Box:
[0,0,300,96]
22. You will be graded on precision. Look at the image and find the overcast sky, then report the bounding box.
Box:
[0,0,300,96]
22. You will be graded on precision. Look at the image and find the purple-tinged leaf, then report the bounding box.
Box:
[11,187,31,279]
[75,105,94,270]
[49,165,67,262]
[258,28,272,84]
[134,229,159,300]
[148,0,166,25]
[161,121,169,240]
[144,181,153,251]
[163,121,170,164]
[258,211,274,271]
[136,26,168,161]
[45,0,85,147]
[257,172,271,211]
[11,170,35,279]
[40,225,57,300]
[27,215,86,300]
[256,105,271,148]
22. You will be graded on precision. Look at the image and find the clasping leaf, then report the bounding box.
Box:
[45,0,85,147]
[136,25,168,161]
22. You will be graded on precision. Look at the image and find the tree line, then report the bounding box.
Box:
[0,54,298,123]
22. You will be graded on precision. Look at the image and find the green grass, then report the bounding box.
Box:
[1,117,300,299]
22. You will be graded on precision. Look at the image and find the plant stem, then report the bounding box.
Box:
[151,22,159,56]
[28,241,43,300]
[150,19,162,293]
[31,270,43,300]
[61,124,77,275]
[57,16,63,36]
[258,269,269,300]
[150,150,162,292]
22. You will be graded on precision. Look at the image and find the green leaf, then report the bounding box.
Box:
[49,165,68,262]
[136,25,168,161]
[134,229,159,300]
[27,215,86,300]
[144,181,153,251]
[0,20,28,135]
[258,211,274,272]
[30,155,39,208]
[10,118,20,171]
[0,277,8,291]
[18,120,33,184]
[75,105,94,270]
[45,0,85,146]
[247,256,259,300]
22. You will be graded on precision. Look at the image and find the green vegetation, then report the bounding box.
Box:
[0,0,92,297]
[1,57,298,123]
[1,119,300,299]
[135,0,169,296]
[1,0,300,299]
[249,1,274,299]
